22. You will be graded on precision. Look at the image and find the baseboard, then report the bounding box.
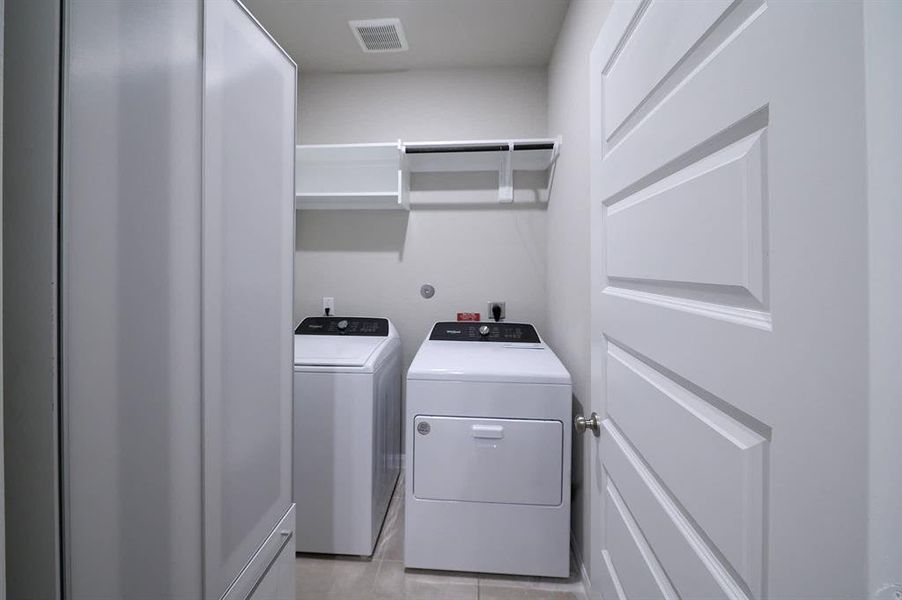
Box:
[570,531,595,600]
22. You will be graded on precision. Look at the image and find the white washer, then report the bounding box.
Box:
[405,322,572,578]
[293,316,402,556]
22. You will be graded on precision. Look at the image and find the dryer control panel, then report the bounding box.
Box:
[295,316,389,336]
[429,322,540,343]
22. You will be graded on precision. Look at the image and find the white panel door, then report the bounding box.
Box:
[589,1,868,599]
[203,0,296,597]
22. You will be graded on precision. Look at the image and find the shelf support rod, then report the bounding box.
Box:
[543,136,562,205]
[398,139,410,210]
[498,142,514,203]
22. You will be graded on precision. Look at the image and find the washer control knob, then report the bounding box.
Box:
[337,319,349,331]
[479,325,491,337]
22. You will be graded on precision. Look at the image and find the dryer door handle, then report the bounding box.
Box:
[471,424,504,439]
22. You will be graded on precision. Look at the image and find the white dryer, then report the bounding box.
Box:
[293,316,402,556]
[405,322,572,578]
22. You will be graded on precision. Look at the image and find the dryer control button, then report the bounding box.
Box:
[479,325,491,337]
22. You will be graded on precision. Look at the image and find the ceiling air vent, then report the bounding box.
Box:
[349,18,409,53]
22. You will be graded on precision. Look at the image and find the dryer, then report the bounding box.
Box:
[293,316,402,556]
[405,322,572,578]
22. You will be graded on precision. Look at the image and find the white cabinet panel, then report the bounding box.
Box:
[225,506,296,600]
[203,1,296,597]
[63,2,204,597]
[248,545,295,600]
[35,1,295,598]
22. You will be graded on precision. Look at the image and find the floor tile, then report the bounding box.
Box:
[373,482,405,561]
[374,560,478,599]
[476,573,541,589]
[477,583,530,599]
[296,554,379,599]
[478,577,587,600]
[527,591,587,599]
[296,470,586,600]
[373,520,404,561]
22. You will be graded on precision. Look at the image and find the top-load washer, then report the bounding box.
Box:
[405,321,572,578]
[293,316,402,556]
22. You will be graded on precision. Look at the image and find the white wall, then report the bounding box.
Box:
[865,1,902,597]
[297,67,547,144]
[546,0,611,587]
[295,67,549,383]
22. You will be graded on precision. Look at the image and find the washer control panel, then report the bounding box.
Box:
[295,316,389,337]
[429,322,540,343]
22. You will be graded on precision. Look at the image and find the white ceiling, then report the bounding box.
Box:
[242,0,571,73]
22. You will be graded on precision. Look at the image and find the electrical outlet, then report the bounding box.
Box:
[487,301,506,322]
[322,297,335,316]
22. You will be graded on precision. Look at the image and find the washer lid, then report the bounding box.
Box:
[407,339,571,385]
[294,335,388,368]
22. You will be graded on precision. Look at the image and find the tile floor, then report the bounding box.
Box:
[296,473,587,599]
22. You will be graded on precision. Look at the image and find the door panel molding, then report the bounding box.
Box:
[600,7,770,198]
[605,476,678,600]
[601,0,767,154]
[606,129,767,307]
[604,0,735,142]
[603,419,753,599]
[606,341,767,594]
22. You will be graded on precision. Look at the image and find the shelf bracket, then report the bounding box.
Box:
[543,136,562,205]
[498,143,513,203]
[398,139,410,210]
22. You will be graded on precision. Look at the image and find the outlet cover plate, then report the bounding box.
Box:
[487,301,506,322]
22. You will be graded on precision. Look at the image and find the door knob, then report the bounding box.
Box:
[574,412,600,436]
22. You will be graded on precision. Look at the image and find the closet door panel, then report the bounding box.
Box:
[62,1,204,598]
[202,1,296,597]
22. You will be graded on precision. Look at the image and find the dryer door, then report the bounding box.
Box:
[413,416,563,506]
